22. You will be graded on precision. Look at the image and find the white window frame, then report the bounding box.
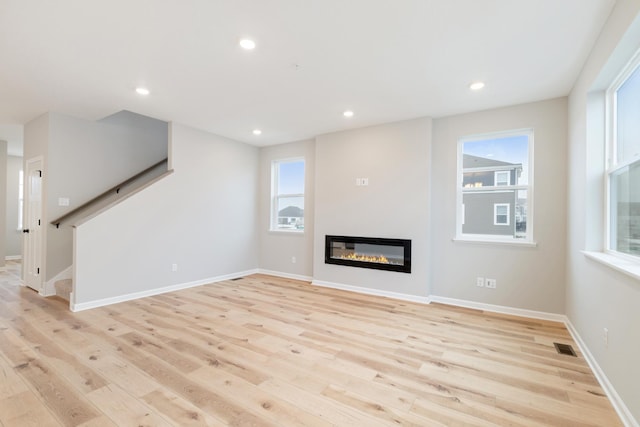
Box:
[494,203,510,225]
[270,157,305,233]
[455,128,535,245]
[605,51,640,262]
[494,170,510,186]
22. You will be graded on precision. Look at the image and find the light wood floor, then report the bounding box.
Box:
[0,261,622,426]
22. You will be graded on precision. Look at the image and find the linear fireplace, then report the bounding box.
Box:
[325,235,411,273]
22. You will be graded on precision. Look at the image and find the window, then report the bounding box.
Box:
[494,203,510,225]
[607,55,640,258]
[458,130,533,242]
[495,170,510,186]
[18,170,23,230]
[271,158,305,232]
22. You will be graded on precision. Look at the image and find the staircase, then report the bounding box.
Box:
[47,158,172,307]
[54,278,72,302]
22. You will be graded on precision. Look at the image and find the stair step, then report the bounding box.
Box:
[54,279,72,302]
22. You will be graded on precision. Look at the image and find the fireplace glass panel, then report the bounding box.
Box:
[325,236,411,273]
[330,242,405,266]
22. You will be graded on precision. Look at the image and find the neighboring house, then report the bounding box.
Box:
[278,205,304,229]
[462,154,524,237]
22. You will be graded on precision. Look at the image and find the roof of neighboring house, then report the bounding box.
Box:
[278,206,304,218]
[463,154,521,169]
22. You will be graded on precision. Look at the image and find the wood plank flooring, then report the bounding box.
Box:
[0,261,622,426]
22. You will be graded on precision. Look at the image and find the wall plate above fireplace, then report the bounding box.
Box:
[325,235,412,273]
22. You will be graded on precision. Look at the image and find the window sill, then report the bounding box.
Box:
[582,251,640,281]
[453,236,538,248]
[269,229,305,236]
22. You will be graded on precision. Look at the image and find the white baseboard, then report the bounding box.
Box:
[428,295,566,323]
[39,288,56,297]
[71,269,259,312]
[565,319,638,427]
[257,269,313,282]
[311,279,430,305]
[5,255,22,261]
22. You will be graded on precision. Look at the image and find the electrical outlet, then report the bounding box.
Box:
[476,277,485,287]
[172,263,178,272]
[603,328,609,347]
[485,278,497,289]
[291,256,297,264]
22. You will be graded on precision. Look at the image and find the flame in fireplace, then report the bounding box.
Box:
[340,253,390,264]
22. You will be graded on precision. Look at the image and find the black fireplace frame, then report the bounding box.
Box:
[325,235,412,273]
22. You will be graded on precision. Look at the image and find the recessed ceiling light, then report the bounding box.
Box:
[469,81,485,91]
[239,39,256,50]
[135,87,150,95]
[253,129,262,135]
[343,110,354,118]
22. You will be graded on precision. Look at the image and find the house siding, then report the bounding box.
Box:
[463,191,516,236]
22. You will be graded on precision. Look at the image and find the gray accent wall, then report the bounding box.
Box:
[259,139,315,277]
[5,155,22,257]
[431,98,568,314]
[313,117,432,297]
[74,123,259,305]
[567,0,640,422]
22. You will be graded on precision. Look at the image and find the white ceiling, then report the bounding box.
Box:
[0,0,615,149]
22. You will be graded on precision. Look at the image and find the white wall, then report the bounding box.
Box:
[431,98,568,314]
[5,155,22,257]
[259,139,315,278]
[47,113,168,217]
[0,140,6,267]
[313,117,432,298]
[567,1,640,424]
[74,123,259,306]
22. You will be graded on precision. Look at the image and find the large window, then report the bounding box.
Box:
[271,158,305,232]
[458,130,533,242]
[607,55,640,258]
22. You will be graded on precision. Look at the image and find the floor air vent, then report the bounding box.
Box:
[231,277,244,281]
[553,342,577,357]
